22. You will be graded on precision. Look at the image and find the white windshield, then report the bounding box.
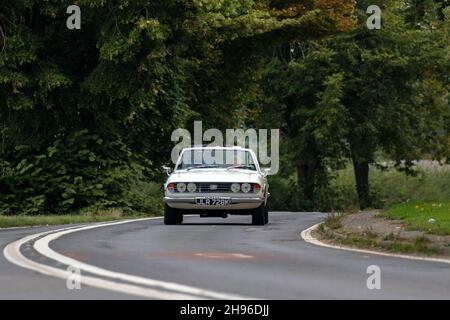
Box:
[177,149,256,171]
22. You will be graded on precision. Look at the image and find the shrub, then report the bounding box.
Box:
[267,162,450,212]
[0,129,162,215]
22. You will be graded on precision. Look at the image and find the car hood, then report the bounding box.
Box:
[168,169,262,183]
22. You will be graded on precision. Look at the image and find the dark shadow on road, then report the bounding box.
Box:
[178,223,252,226]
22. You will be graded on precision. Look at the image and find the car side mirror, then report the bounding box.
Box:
[162,165,173,176]
[261,168,271,177]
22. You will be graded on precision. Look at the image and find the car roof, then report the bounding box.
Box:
[181,146,250,152]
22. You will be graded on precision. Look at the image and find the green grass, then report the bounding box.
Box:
[270,161,450,212]
[326,232,442,256]
[315,163,450,255]
[319,221,443,256]
[382,201,450,236]
[0,209,160,229]
[331,162,450,210]
[323,213,344,230]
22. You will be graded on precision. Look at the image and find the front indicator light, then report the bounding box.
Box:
[187,183,197,193]
[167,183,175,192]
[252,183,261,193]
[176,182,187,193]
[241,183,251,193]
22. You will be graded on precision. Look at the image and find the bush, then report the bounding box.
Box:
[121,178,164,216]
[369,164,450,207]
[0,129,163,215]
[267,175,306,211]
[267,162,450,212]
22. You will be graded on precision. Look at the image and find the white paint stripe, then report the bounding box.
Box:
[301,223,450,265]
[194,253,253,259]
[34,218,252,299]
[231,253,253,258]
[3,228,199,300]
[4,217,256,300]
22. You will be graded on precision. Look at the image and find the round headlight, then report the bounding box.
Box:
[187,183,197,193]
[230,183,241,193]
[241,183,251,193]
[176,182,186,193]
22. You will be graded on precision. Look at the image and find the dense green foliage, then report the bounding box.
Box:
[269,161,450,212]
[0,1,448,215]
[1,0,356,214]
[259,0,449,210]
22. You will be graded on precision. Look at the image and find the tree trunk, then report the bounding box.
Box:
[352,159,370,209]
[297,161,316,208]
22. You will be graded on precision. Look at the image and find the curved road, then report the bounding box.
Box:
[1,212,449,299]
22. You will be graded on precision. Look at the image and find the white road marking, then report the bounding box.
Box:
[4,217,257,300]
[301,223,450,265]
[194,253,254,259]
[232,253,253,259]
[3,226,196,299]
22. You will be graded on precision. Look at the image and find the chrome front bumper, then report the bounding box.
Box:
[164,196,265,210]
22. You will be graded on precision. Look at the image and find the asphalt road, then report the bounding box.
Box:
[1,212,449,299]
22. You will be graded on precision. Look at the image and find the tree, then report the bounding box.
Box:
[252,1,357,210]
[0,0,357,214]
[258,0,449,209]
[339,1,449,208]
[259,45,350,209]
[405,0,450,25]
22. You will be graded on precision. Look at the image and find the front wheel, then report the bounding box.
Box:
[252,204,266,225]
[164,204,183,225]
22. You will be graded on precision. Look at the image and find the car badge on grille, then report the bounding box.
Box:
[209,184,218,190]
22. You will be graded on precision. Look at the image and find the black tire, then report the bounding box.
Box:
[164,204,183,225]
[264,203,269,225]
[252,204,265,225]
[177,211,184,224]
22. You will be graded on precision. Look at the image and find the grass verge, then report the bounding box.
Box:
[317,212,444,256]
[0,209,160,229]
[319,228,442,256]
[381,201,450,236]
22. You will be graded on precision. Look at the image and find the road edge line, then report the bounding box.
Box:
[4,217,256,300]
[3,221,199,299]
[301,223,450,265]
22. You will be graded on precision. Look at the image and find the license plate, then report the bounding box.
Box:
[195,197,231,206]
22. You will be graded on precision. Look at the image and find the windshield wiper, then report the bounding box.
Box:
[186,165,219,171]
[226,165,255,170]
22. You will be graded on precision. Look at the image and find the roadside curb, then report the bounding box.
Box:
[300,223,450,265]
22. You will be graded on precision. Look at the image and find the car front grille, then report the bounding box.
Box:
[197,182,234,193]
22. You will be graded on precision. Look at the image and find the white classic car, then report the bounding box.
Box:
[163,146,270,225]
